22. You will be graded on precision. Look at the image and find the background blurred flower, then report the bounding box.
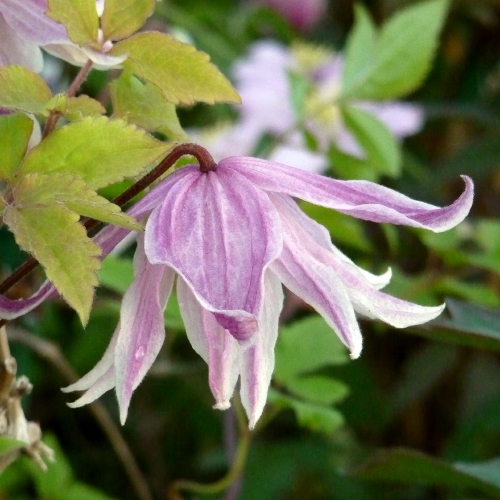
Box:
[256,0,327,31]
[192,40,423,174]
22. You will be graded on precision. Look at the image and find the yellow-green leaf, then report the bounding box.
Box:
[13,173,142,230]
[110,32,241,105]
[102,0,154,41]
[0,113,33,181]
[46,0,99,48]
[0,66,52,114]
[4,204,101,324]
[18,117,172,189]
[45,94,106,121]
[110,71,188,140]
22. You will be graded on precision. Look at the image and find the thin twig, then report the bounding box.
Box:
[8,327,154,500]
[42,59,94,138]
[0,143,215,301]
[0,325,16,400]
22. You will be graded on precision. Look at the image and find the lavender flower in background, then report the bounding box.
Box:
[256,0,327,31]
[53,156,473,428]
[0,0,126,69]
[192,40,424,173]
[0,11,43,71]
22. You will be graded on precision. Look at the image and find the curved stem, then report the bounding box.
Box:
[7,327,154,500]
[0,143,216,302]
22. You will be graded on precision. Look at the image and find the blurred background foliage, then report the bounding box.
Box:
[2,0,500,499]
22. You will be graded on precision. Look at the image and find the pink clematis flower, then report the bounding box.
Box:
[0,0,126,69]
[51,157,474,428]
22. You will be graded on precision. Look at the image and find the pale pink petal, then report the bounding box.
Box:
[62,326,118,394]
[223,158,474,232]
[65,367,115,408]
[272,193,444,328]
[0,281,57,320]
[177,277,239,409]
[145,166,283,341]
[44,43,127,69]
[359,101,424,138]
[0,0,69,45]
[114,234,175,424]
[270,195,363,358]
[0,14,44,72]
[273,193,392,289]
[269,144,327,174]
[239,271,283,428]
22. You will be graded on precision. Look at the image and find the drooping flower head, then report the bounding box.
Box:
[53,152,474,428]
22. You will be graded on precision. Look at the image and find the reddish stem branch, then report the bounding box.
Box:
[0,143,215,299]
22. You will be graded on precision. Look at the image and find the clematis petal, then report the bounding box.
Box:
[145,165,283,342]
[44,43,127,69]
[1,0,69,46]
[239,271,283,428]
[270,196,363,358]
[177,277,239,410]
[271,193,444,328]
[0,281,57,320]
[114,234,175,424]
[272,194,392,289]
[65,367,115,408]
[0,14,44,72]
[223,158,473,232]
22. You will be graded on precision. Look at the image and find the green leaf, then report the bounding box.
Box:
[327,145,378,181]
[287,70,311,122]
[342,4,377,91]
[341,105,401,176]
[4,204,101,324]
[101,0,154,41]
[342,0,449,99]
[287,375,350,405]
[410,299,500,352]
[46,0,99,47]
[13,173,142,230]
[0,66,52,114]
[109,71,188,140]
[98,255,134,294]
[109,32,241,105]
[0,113,33,181]
[0,437,25,455]
[351,448,500,498]
[45,94,106,121]
[276,316,349,381]
[18,117,171,189]
[268,389,344,434]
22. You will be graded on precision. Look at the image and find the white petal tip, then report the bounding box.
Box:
[119,410,128,426]
[66,400,86,409]
[349,349,361,360]
[213,401,231,411]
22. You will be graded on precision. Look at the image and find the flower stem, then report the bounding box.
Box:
[0,143,216,322]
